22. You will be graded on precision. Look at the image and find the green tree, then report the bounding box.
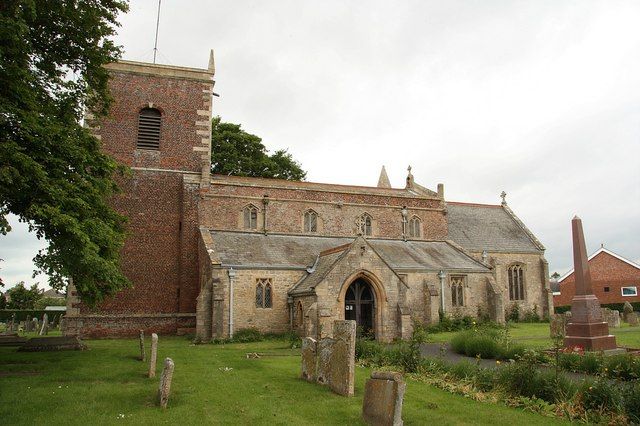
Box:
[6,282,42,310]
[0,1,130,306]
[34,296,66,310]
[210,117,306,181]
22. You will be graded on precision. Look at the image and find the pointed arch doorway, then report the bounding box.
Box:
[344,278,376,338]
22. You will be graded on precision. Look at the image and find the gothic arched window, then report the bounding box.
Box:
[243,205,258,230]
[451,276,465,307]
[508,264,525,301]
[295,301,304,327]
[136,107,162,150]
[256,278,273,308]
[408,216,421,238]
[304,210,318,233]
[357,213,373,236]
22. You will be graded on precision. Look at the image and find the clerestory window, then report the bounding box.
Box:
[357,213,373,236]
[304,210,318,233]
[243,205,258,230]
[408,216,421,238]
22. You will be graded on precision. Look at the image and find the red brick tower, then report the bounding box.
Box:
[65,54,215,337]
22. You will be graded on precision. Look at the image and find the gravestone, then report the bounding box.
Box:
[623,302,633,322]
[627,312,639,327]
[362,371,406,426]
[39,314,49,336]
[19,336,86,351]
[148,333,158,378]
[139,330,146,361]
[563,217,617,351]
[602,308,621,328]
[300,320,356,396]
[158,358,175,408]
[25,315,33,332]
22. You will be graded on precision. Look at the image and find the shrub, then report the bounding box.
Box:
[623,381,640,423]
[506,303,520,322]
[230,328,263,343]
[449,361,478,380]
[604,354,640,381]
[450,327,525,360]
[521,305,541,323]
[580,378,622,414]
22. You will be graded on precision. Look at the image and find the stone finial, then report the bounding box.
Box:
[148,333,158,378]
[158,357,175,408]
[500,191,507,205]
[377,166,391,188]
[405,165,414,189]
[208,49,215,74]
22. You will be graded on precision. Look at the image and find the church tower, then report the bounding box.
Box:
[67,54,215,337]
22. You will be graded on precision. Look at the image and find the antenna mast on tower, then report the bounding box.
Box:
[153,0,162,63]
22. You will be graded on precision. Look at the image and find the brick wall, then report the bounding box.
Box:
[554,251,640,307]
[200,178,447,240]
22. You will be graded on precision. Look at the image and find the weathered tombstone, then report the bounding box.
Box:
[627,312,639,327]
[39,314,49,336]
[299,320,356,397]
[19,321,26,332]
[148,333,158,378]
[25,315,32,332]
[33,318,39,333]
[8,315,15,332]
[158,357,175,408]
[602,309,621,328]
[139,330,145,361]
[362,371,406,426]
[623,302,634,322]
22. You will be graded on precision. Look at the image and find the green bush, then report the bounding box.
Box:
[450,328,525,360]
[521,305,541,323]
[230,328,263,343]
[506,303,520,322]
[428,313,486,333]
[604,354,640,381]
[449,361,478,380]
[0,309,64,322]
[497,362,576,403]
[623,381,640,423]
[580,378,622,413]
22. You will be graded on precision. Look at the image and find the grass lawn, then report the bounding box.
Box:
[428,322,640,349]
[0,337,569,425]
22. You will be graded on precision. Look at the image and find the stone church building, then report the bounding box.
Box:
[64,55,553,341]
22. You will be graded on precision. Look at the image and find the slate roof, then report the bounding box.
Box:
[207,231,489,273]
[446,202,543,253]
[290,250,347,295]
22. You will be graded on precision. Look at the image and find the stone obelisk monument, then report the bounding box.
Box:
[564,216,617,351]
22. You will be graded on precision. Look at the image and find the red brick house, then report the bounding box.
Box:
[553,247,640,307]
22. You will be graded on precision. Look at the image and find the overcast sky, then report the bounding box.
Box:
[2,1,639,289]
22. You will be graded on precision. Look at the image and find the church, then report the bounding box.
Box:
[63,54,553,341]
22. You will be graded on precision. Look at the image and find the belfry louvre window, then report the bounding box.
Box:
[136,108,162,150]
[408,216,421,238]
[451,276,465,307]
[508,264,525,301]
[255,278,273,308]
[304,210,318,233]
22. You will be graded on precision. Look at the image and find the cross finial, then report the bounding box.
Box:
[500,191,507,205]
[407,165,412,174]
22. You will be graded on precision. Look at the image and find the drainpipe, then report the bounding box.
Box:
[228,268,236,338]
[438,270,447,316]
[262,194,269,235]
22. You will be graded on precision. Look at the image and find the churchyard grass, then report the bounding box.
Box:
[0,337,568,425]
[428,322,640,349]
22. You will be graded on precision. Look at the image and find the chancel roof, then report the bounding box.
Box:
[446,203,544,253]
[207,231,489,273]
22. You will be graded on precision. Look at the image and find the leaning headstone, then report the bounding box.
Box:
[139,330,145,361]
[158,357,175,409]
[299,320,356,397]
[362,371,406,426]
[627,312,639,327]
[148,333,158,378]
[39,314,49,336]
[623,302,634,322]
[25,315,33,332]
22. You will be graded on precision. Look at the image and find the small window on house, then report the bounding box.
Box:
[243,205,258,230]
[451,276,465,307]
[256,278,273,308]
[508,264,525,301]
[408,216,421,238]
[137,107,162,150]
[304,210,318,233]
[621,286,638,297]
[604,286,610,293]
[357,213,373,236]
